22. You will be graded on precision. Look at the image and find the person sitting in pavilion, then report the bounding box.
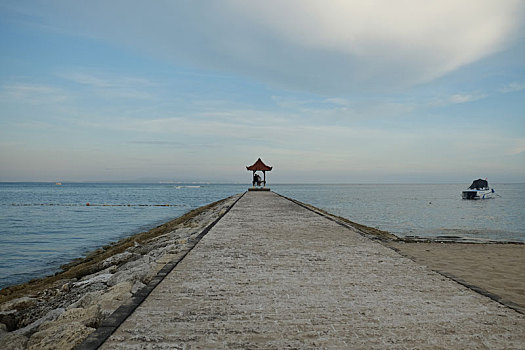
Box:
[253,173,262,186]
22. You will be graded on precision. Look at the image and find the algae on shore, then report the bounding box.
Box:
[0,196,230,305]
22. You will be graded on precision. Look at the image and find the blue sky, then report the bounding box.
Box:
[1,1,524,183]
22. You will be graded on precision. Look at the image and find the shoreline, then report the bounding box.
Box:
[1,192,524,348]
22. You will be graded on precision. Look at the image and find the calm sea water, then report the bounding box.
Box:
[1,182,524,289]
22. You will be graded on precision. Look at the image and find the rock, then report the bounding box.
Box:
[67,290,104,310]
[78,265,117,282]
[176,238,188,245]
[28,322,94,350]
[0,310,17,331]
[142,266,158,285]
[14,308,65,337]
[40,305,102,331]
[151,252,184,274]
[124,255,152,269]
[105,265,118,274]
[144,236,170,250]
[156,252,181,265]
[106,270,132,287]
[97,281,133,316]
[73,273,112,288]
[158,243,181,255]
[0,332,28,350]
[131,281,146,295]
[60,282,72,292]
[0,323,7,342]
[101,251,133,268]
[107,262,153,286]
[107,280,133,295]
[0,297,37,312]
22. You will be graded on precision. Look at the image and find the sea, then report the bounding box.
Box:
[1,182,524,289]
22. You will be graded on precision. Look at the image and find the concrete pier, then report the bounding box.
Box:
[99,191,524,349]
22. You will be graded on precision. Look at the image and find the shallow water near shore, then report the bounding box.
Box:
[273,183,525,244]
[1,182,524,288]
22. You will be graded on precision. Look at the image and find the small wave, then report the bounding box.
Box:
[403,229,525,243]
[403,235,505,243]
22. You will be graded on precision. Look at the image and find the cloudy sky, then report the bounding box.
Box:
[1,1,524,183]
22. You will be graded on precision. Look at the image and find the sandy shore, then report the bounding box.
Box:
[387,241,525,313]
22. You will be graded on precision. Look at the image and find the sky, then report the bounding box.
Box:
[1,0,524,183]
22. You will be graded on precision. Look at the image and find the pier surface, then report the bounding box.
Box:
[100,191,524,349]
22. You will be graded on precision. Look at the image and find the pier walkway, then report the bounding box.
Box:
[99,191,524,349]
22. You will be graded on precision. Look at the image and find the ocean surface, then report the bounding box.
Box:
[1,182,524,289]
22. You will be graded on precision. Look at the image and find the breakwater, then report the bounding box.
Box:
[2,190,524,349]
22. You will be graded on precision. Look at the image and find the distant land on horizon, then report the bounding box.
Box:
[1,179,522,185]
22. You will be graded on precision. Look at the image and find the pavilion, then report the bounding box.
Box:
[246,158,272,191]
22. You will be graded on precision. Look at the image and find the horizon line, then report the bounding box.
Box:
[1,181,523,185]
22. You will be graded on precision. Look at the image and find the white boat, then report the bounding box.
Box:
[462,179,495,199]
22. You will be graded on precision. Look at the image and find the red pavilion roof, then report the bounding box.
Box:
[246,158,272,171]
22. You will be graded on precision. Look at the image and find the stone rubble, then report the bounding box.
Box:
[0,194,241,350]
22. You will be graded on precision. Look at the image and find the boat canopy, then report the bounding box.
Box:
[468,179,489,190]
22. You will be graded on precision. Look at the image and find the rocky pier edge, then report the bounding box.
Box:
[0,193,244,350]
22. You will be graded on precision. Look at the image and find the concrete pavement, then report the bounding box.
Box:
[99,191,524,349]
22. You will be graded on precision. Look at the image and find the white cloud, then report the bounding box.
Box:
[58,71,157,100]
[322,98,351,107]
[510,140,525,155]
[225,0,524,90]
[1,83,68,104]
[15,0,525,94]
[500,82,525,93]
[430,92,488,107]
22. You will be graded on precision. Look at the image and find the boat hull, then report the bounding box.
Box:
[462,189,494,200]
